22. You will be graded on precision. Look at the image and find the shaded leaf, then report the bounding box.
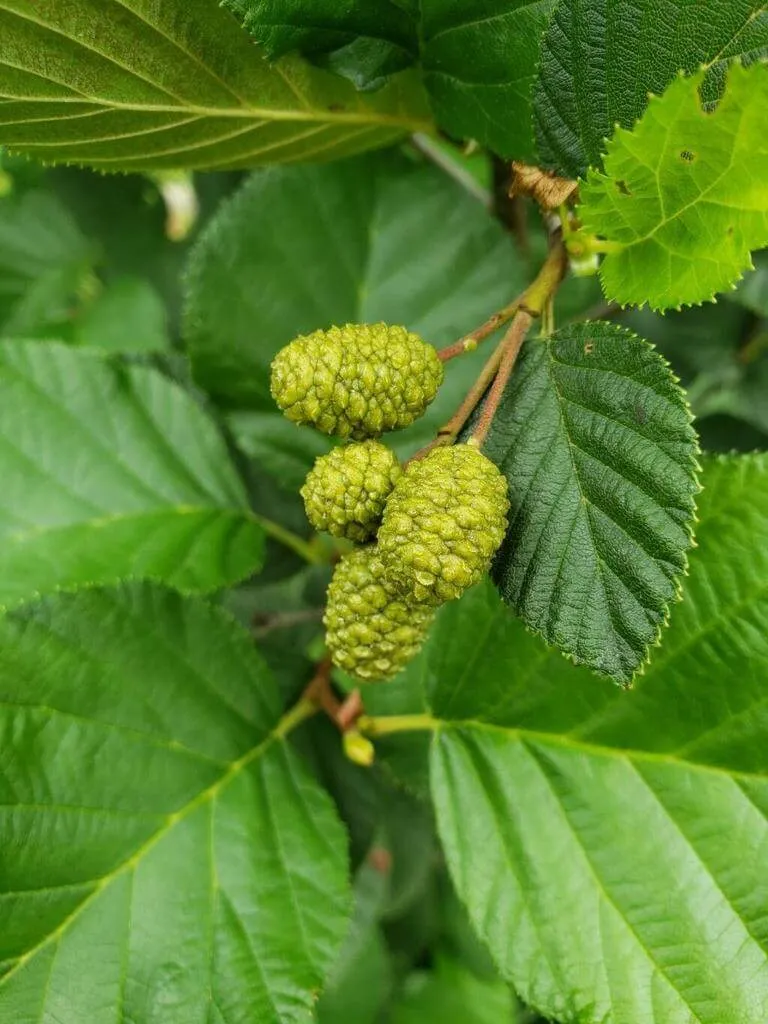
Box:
[534,0,768,177]
[392,953,517,1024]
[483,321,699,683]
[420,0,556,160]
[74,277,170,352]
[580,63,768,310]
[224,0,419,90]
[0,189,93,335]
[0,582,350,1023]
[0,341,264,604]
[0,0,429,171]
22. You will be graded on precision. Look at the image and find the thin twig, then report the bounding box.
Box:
[437,297,523,363]
[469,311,534,447]
[407,342,506,463]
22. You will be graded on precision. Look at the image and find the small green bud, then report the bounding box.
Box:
[377,443,510,605]
[270,323,444,439]
[301,441,401,542]
[324,546,434,682]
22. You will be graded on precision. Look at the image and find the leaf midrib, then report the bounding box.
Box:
[433,718,767,784]
[0,723,286,991]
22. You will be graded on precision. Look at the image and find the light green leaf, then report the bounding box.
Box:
[534,0,768,177]
[421,453,768,1024]
[579,62,768,311]
[420,0,556,160]
[391,953,518,1024]
[0,582,350,1023]
[0,341,264,604]
[482,321,699,683]
[0,0,430,171]
[184,152,525,479]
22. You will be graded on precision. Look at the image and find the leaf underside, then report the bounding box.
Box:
[0,0,428,170]
[483,321,699,683]
[580,62,768,310]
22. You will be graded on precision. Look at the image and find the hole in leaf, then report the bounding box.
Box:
[616,179,632,195]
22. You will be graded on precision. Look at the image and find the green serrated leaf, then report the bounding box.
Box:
[420,0,557,160]
[0,582,351,1023]
[579,62,768,311]
[534,0,768,177]
[0,0,430,171]
[481,321,699,683]
[224,0,419,91]
[184,152,525,480]
[74,277,170,353]
[415,452,768,1023]
[0,341,264,604]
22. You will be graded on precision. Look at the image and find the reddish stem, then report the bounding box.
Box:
[470,311,533,448]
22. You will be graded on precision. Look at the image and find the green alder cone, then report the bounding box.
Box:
[324,546,434,682]
[301,440,402,542]
[270,323,444,438]
[377,443,510,605]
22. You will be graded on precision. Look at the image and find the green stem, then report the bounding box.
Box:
[274,697,319,738]
[252,514,326,565]
[357,713,439,737]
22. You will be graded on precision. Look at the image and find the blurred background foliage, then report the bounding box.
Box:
[2,138,764,1023]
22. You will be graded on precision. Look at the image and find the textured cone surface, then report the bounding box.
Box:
[324,546,434,682]
[378,443,510,605]
[270,323,444,439]
[301,441,401,542]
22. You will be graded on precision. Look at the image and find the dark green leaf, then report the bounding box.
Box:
[483,321,699,682]
[224,0,419,90]
[0,582,351,1022]
[420,0,557,160]
[423,453,768,1024]
[0,0,430,171]
[0,341,264,604]
[534,0,768,177]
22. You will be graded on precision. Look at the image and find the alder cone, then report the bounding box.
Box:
[324,546,434,682]
[377,443,510,605]
[270,323,443,439]
[301,441,401,542]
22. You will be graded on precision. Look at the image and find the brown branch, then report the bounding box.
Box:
[469,311,533,447]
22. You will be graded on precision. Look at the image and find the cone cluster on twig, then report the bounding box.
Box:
[271,323,510,682]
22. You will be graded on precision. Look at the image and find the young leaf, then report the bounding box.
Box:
[0,582,350,1023]
[534,0,768,177]
[184,152,525,476]
[425,453,768,1024]
[420,0,557,160]
[0,341,264,604]
[224,0,419,91]
[0,0,430,171]
[580,62,768,311]
[482,321,699,683]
